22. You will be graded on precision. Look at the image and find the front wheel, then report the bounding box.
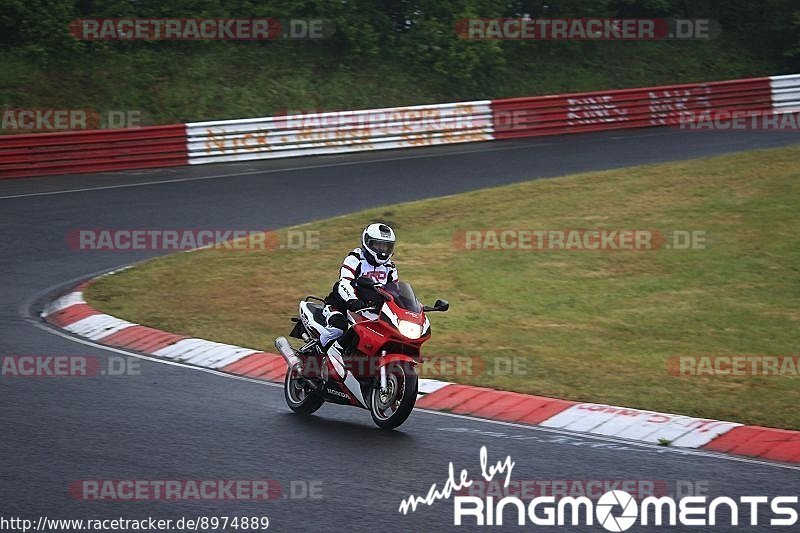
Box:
[369,363,418,430]
[284,365,324,415]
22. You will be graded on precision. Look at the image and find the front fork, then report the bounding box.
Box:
[379,349,388,393]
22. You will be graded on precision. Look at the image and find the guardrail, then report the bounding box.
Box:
[0,73,797,179]
[491,77,773,139]
[0,125,187,179]
[185,101,493,165]
[770,73,800,114]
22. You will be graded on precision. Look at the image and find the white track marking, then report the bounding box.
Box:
[62,314,136,340]
[417,378,452,395]
[41,291,85,317]
[151,338,256,368]
[152,338,213,358]
[540,404,741,447]
[31,317,279,387]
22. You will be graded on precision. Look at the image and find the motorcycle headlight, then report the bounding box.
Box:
[398,320,423,340]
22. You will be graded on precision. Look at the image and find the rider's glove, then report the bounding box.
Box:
[346,298,369,312]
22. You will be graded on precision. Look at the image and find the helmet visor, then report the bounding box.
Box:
[366,237,394,258]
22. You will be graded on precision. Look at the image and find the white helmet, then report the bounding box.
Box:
[362,223,396,265]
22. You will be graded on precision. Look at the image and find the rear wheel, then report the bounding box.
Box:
[369,363,418,429]
[284,365,324,415]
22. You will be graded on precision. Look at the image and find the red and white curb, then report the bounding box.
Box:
[43,282,800,464]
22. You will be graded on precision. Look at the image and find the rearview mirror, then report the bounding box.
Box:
[423,299,449,312]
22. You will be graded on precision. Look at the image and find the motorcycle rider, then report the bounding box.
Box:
[319,223,398,357]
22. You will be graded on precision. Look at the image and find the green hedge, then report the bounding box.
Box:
[2,0,798,124]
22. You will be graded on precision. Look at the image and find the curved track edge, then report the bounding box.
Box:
[40,275,800,465]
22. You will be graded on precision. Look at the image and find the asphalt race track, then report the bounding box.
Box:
[2,128,800,532]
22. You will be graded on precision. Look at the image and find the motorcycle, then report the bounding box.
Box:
[274,277,449,429]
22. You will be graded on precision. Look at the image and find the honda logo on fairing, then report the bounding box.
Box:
[326,388,348,398]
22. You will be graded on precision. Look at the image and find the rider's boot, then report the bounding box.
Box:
[296,338,343,380]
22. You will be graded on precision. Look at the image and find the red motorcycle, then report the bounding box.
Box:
[275,277,449,429]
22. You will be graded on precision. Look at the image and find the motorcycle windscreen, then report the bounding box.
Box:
[382,281,422,312]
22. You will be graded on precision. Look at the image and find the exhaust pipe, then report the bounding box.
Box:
[275,336,302,371]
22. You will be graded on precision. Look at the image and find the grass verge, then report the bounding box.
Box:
[87,145,800,429]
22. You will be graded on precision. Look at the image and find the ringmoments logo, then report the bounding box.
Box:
[451,491,800,529]
[596,490,638,531]
[397,447,799,529]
